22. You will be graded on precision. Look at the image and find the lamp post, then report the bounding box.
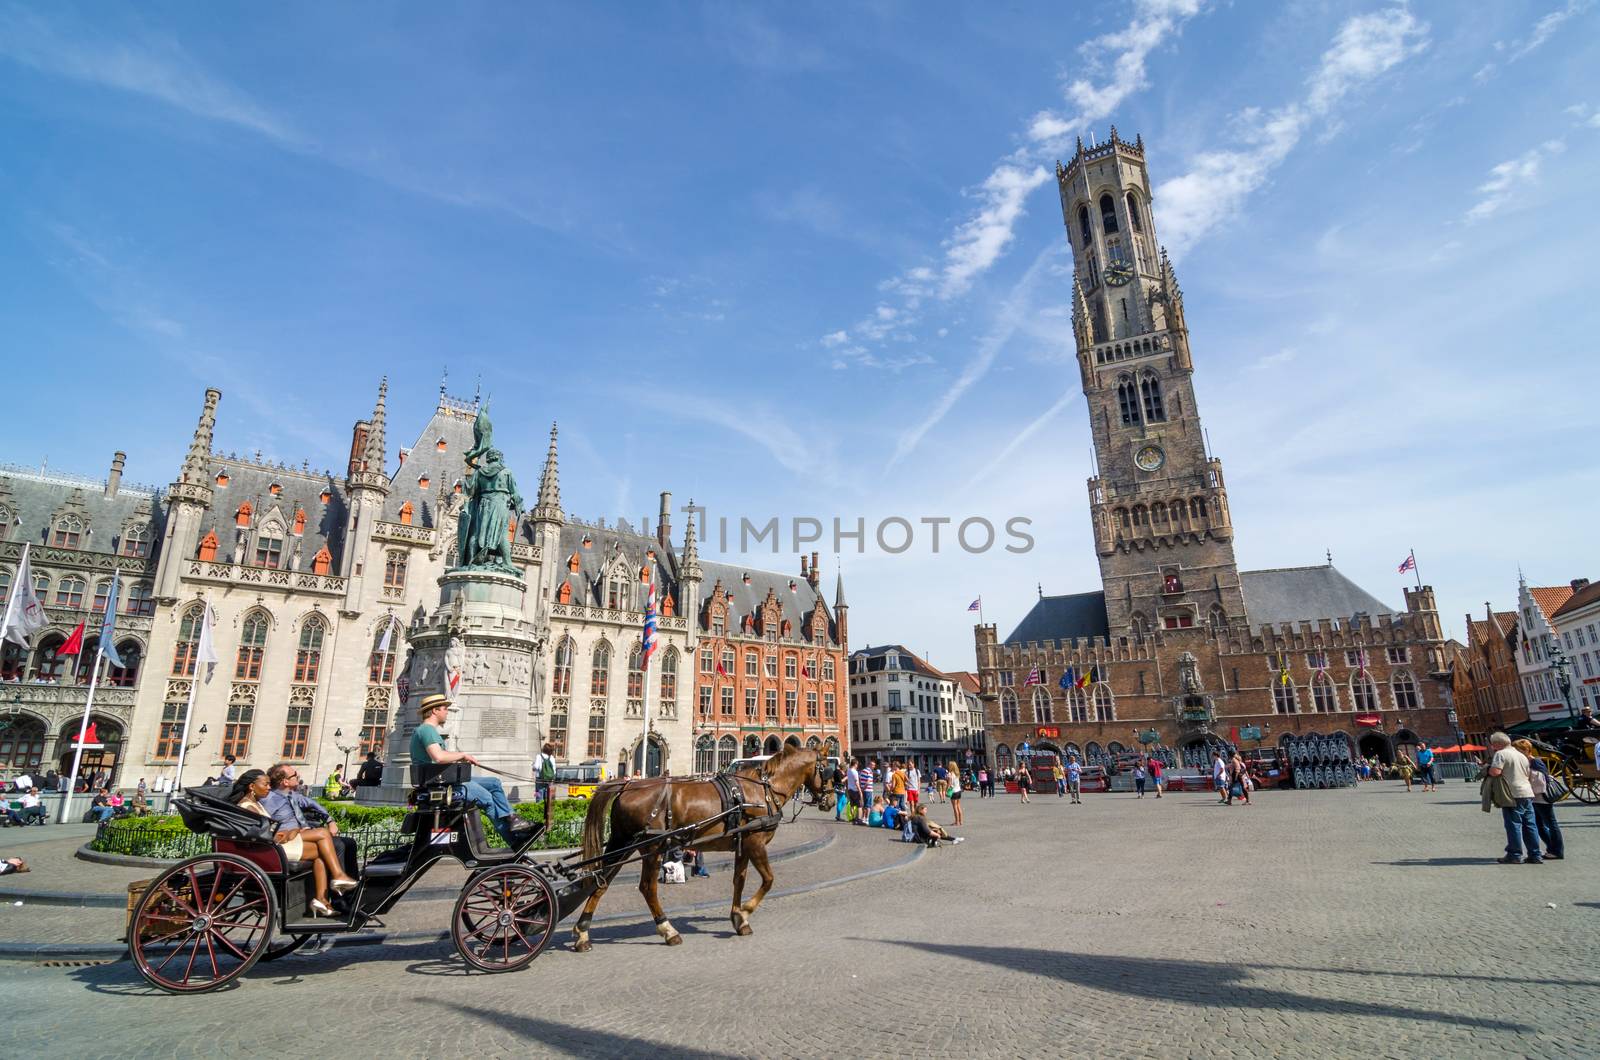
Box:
[1548,639,1576,720]
[333,727,357,781]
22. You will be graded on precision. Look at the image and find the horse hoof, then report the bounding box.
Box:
[665,933,683,946]
[736,924,753,937]
[573,939,592,953]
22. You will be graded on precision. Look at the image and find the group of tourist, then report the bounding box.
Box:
[835,757,965,846]
[1482,732,1566,864]
[227,763,358,917]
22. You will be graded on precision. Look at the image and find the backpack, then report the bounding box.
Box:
[538,756,556,782]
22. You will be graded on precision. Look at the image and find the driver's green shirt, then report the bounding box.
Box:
[410,722,445,766]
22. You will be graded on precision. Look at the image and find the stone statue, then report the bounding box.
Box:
[1178,651,1202,694]
[444,636,466,700]
[454,407,523,575]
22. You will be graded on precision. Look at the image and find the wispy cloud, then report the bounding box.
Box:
[963,384,1078,489]
[1509,0,1594,61]
[0,6,297,142]
[1155,6,1429,258]
[940,165,1051,298]
[1463,139,1565,223]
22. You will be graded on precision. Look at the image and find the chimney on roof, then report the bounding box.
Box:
[808,551,820,588]
[800,554,809,582]
[658,491,672,549]
[348,420,370,478]
[1573,578,1591,592]
[105,451,126,497]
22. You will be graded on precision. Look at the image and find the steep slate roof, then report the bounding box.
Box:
[851,643,945,679]
[1551,580,1600,621]
[198,459,349,570]
[556,519,677,611]
[1004,590,1110,645]
[1468,612,1518,650]
[381,398,480,529]
[0,466,165,556]
[699,559,838,646]
[1239,564,1397,628]
[1529,584,1577,622]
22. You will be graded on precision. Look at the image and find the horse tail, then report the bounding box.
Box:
[582,785,621,863]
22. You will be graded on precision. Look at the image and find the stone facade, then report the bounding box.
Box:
[1511,576,1579,720]
[1451,606,1527,744]
[976,129,1455,771]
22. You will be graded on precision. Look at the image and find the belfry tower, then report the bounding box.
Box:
[1059,129,1246,636]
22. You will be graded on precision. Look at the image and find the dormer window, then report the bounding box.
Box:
[52,516,84,549]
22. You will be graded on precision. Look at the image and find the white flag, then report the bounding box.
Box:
[1,545,49,648]
[98,576,126,669]
[196,603,219,683]
[376,613,396,653]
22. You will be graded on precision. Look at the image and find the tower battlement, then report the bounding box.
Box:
[1057,126,1145,183]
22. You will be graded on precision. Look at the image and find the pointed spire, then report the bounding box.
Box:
[1071,277,1093,350]
[365,377,387,470]
[834,570,847,610]
[532,422,563,524]
[680,500,702,582]
[177,388,221,490]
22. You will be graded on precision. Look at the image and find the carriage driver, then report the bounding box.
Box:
[411,693,534,845]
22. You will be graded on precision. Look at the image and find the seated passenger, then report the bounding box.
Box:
[909,804,964,847]
[230,769,355,917]
[410,694,533,844]
[866,796,885,828]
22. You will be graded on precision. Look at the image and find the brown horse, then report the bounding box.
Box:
[571,744,829,950]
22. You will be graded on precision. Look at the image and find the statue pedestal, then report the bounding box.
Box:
[385,569,542,801]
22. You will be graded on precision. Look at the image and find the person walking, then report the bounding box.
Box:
[1016,762,1032,803]
[1213,752,1229,803]
[1066,756,1082,804]
[1515,739,1565,860]
[1397,751,1415,792]
[1415,742,1437,792]
[947,760,964,827]
[1133,761,1147,798]
[858,760,874,823]
[1227,753,1251,806]
[978,765,990,798]
[844,757,861,823]
[906,763,922,809]
[1484,732,1541,864]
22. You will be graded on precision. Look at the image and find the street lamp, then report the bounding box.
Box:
[333,727,358,779]
[186,724,208,752]
[1548,638,1576,720]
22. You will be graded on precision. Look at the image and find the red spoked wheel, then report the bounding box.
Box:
[129,853,276,994]
[451,865,557,973]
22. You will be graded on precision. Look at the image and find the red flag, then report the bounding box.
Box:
[57,621,85,657]
[715,659,730,680]
[80,723,99,746]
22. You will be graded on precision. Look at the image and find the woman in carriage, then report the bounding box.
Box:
[229,769,357,916]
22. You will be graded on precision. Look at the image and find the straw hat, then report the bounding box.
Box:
[417,693,451,718]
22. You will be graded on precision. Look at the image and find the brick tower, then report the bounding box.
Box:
[1059,129,1246,636]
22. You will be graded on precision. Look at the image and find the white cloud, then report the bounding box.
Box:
[964,384,1079,489]
[1155,7,1428,258]
[0,8,297,143]
[939,165,1051,298]
[1510,0,1593,61]
[820,330,849,348]
[1463,140,1564,223]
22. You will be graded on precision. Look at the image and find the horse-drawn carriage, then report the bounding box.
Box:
[1525,725,1600,804]
[127,747,828,993]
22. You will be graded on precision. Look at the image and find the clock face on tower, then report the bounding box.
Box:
[1134,444,1164,472]
[1104,260,1134,286]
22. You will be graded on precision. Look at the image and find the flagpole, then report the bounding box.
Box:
[638,642,651,777]
[57,638,106,823]
[1409,548,1421,591]
[172,659,201,794]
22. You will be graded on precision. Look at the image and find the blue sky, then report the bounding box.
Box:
[2,1,1597,668]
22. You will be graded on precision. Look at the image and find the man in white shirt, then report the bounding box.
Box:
[12,774,33,793]
[1487,732,1542,864]
[1212,754,1228,803]
[7,788,45,826]
[531,742,558,829]
[217,755,238,786]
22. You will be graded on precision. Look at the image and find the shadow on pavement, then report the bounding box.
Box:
[863,940,1529,1031]
[431,1000,742,1058]
[1371,857,1496,867]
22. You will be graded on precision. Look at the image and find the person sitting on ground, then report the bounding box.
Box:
[908,803,964,847]
[324,766,351,800]
[882,798,902,832]
[355,752,384,788]
[866,795,885,828]
[409,693,533,845]
[89,787,115,824]
[0,856,28,875]
[230,769,355,917]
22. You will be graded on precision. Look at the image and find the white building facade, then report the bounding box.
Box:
[847,645,965,775]
[1550,578,1600,716]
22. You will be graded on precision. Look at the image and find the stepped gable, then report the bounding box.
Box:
[1528,584,1577,622]
[381,391,481,529]
[198,455,347,570]
[1004,590,1110,646]
[556,517,677,609]
[1239,563,1396,628]
[0,464,165,555]
[699,558,834,645]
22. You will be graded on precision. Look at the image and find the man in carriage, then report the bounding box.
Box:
[410,692,535,845]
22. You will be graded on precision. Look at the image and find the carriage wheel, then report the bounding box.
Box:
[130,853,275,994]
[451,865,557,973]
[1571,775,1600,805]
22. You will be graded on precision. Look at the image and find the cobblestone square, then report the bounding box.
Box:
[4,782,1597,1058]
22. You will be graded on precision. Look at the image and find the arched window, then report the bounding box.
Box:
[586,704,607,758]
[286,618,322,684]
[30,634,67,682]
[173,605,205,676]
[92,579,115,614]
[1392,669,1419,710]
[1129,613,1148,638]
[1208,605,1226,630]
[369,623,397,684]
[743,734,761,757]
[1312,671,1338,713]
[1032,687,1052,724]
[995,744,1014,772]
[1273,679,1298,714]
[1132,505,1148,527]
[552,637,575,695]
[718,734,738,771]
[627,645,644,699]
[54,576,86,608]
[1077,204,1092,247]
[121,524,150,557]
[1351,671,1379,712]
[1000,689,1019,725]
[548,704,568,758]
[1099,193,1119,235]
[1116,375,1139,425]
[0,716,46,771]
[1116,508,1131,530]
[659,647,678,702]
[1067,687,1088,722]
[1140,373,1165,422]
[590,641,611,697]
[384,551,407,591]
[1190,497,1208,521]
[606,572,631,611]
[1125,191,1143,232]
[236,612,269,680]
[695,735,716,774]
[1093,684,1115,721]
[52,516,84,548]
[107,640,143,687]
[254,523,284,569]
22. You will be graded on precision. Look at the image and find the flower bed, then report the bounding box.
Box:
[90,797,592,861]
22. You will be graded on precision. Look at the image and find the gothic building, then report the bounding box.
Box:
[1,381,846,788]
[975,129,1455,771]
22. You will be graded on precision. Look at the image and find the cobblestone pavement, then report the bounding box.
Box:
[4,784,1597,1058]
